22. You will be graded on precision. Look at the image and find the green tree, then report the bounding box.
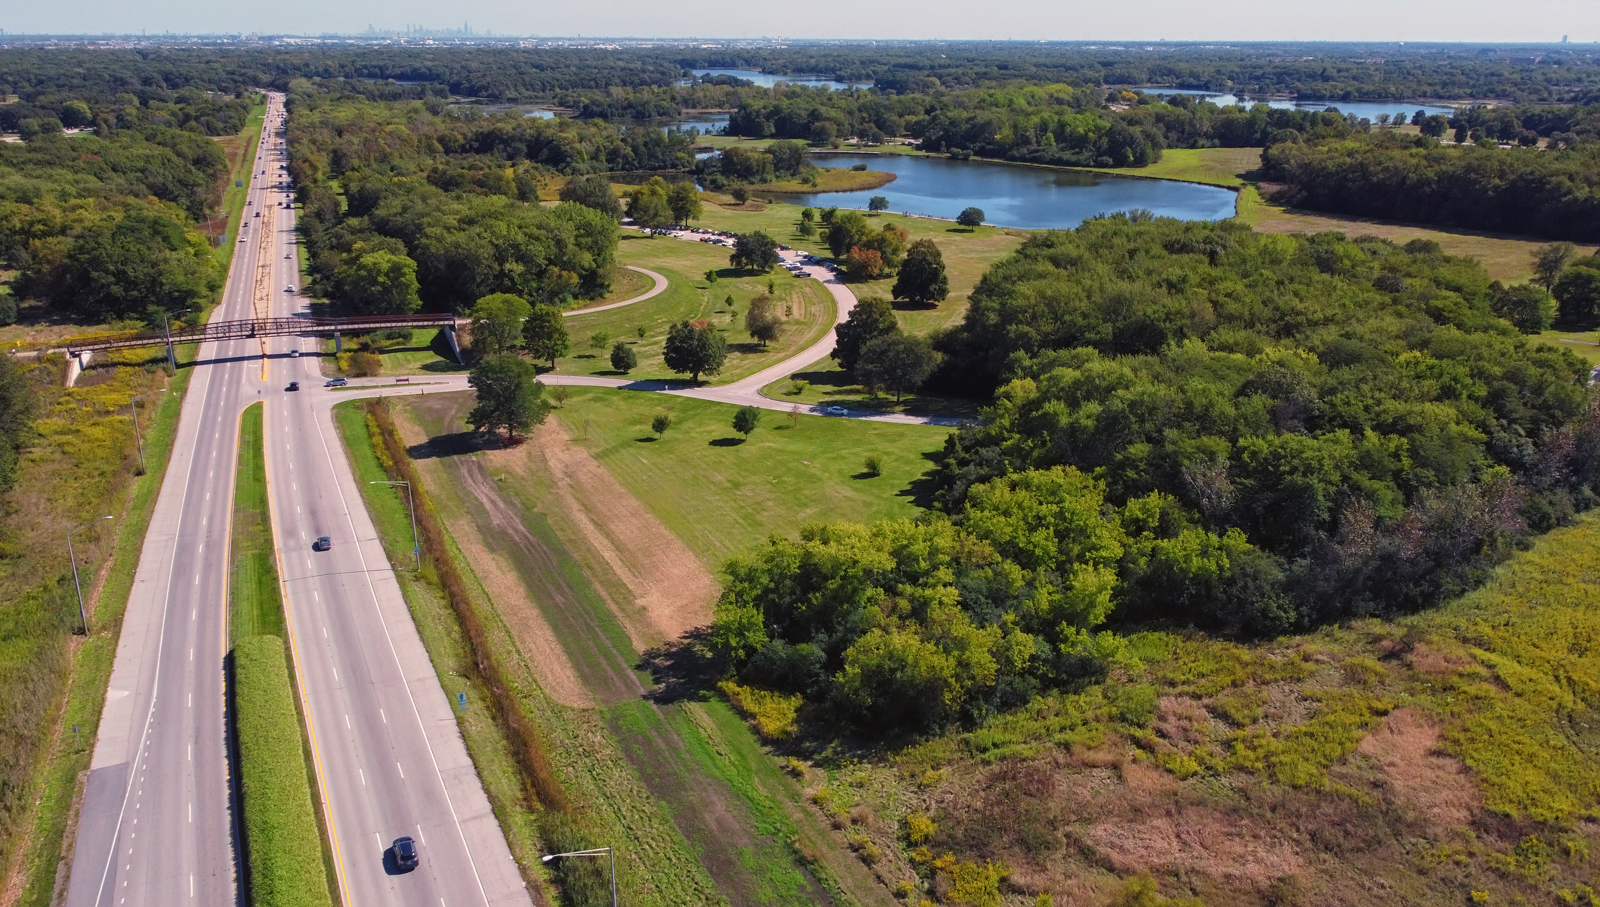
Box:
[60,100,93,128]
[863,223,908,271]
[522,304,570,368]
[663,320,728,382]
[730,231,780,271]
[956,207,986,229]
[627,177,674,230]
[893,238,950,305]
[651,413,672,437]
[766,140,808,176]
[468,293,532,358]
[337,250,422,315]
[826,209,874,257]
[610,341,637,373]
[1492,283,1556,333]
[1534,242,1577,290]
[733,405,762,438]
[833,297,900,373]
[467,354,551,442]
[558,174,623,220]
[1556,265,1600,323]
[668,181,704,227]
[745,294,782,346]
[800,208,816,224]
[856,332,940,401]
[868,196,889,212]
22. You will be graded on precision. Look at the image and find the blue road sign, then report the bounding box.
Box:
[457,692,467,711]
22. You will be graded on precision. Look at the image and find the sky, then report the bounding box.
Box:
[4,0,1599,43]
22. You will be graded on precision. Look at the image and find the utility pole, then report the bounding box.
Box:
[67,516,113,634]
[128,390,163,474]
[541,847,618,907]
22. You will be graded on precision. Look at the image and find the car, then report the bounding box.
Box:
[313,536,331,552]
[392,836,419,871]
[326,377,348,387]
[253,211,261,217]
[825,405,849,416]
[285,253,292,259]
[285,285,295,293]
[289,349,300,358]
[287,381,300,391]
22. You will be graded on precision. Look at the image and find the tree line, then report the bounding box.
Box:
[1263,130,1600,242]
[709,215,1600,735]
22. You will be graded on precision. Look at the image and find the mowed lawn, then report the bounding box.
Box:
[555,233,836,384]
[693,202,1028,335]
[549,386,949,566]
[1087,146,1263,187]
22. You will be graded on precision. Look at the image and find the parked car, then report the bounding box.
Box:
[825,406,849,416]
[326,377,348,387]
[313,536,331,551]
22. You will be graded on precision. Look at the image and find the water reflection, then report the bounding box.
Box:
[1138,89,1454,122]
[782,153,1238,231]
[689,69,871,91]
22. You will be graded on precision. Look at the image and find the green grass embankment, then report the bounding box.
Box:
[231,403,283,640]
[234,636,333,907]
[228,402,333,907]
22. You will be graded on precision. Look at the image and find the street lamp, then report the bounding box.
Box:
[540,847,617,907]
[368,480,419,570]
[128,390,164,475]
[159,308,194,371]
[67,515,113,634]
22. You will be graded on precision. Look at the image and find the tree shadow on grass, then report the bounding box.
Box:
[709,437,745,447]
[639,627,722,706]
[634,436,658,443]
[407,430,490,461]
[895,450,945,509]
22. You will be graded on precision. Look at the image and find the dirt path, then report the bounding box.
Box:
[398,394,839,907]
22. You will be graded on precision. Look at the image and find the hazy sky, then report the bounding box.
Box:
[5,0,1598,43]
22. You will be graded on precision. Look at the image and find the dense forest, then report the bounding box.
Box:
[711,216,1598,732]
[287,84,635,312]
[1263,128,1600,242]
[0,91,237,323]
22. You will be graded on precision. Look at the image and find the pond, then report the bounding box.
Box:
[781,153,1239,231]
[689,68,871,91]
[1139,89,1455,122]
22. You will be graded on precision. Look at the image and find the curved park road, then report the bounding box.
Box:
[562,265,668,316]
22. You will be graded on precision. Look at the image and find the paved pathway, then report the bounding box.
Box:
[562,265,668,316]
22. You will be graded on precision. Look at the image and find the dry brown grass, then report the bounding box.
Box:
[1355,707,1478,829]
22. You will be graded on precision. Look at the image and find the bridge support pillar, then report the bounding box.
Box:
[442,325,464,364]
[334,332,342,354]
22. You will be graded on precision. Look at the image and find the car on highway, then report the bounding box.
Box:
[393,836,419,871]
[326,377,348,387]
[313,536,331,551]
[825,405,849,416]
[285,285,295,293]
[289,349,300,358]
[287,381,300,391]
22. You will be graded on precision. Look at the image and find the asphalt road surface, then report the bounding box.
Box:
[67,93,530,907]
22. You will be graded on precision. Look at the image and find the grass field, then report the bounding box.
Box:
[764,167,896,194]
[1084,146,1262,187]
[548,386,948,567]
[1532,330,1600,365]
[759,360,983,420]
[555,234,837,384]
[230,403,283,640]
[1239,192,1597,282]
[692,202,1028,336]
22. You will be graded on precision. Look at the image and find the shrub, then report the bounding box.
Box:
[234,636,333,907]
[609,341,637,373]
[347,350,382,377]
[588,330,610,350]
[719,680,801,741]
[905,812,937,846]
[863,455,883,477]
[651,413,672,437]
[786,379,810,396]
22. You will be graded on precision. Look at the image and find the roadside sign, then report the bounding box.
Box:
[457,692,467,711]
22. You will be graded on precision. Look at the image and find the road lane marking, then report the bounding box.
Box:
[381,709,387,724]
[345,714,350,728]
[359,768,365,787]
[397,762,404,779]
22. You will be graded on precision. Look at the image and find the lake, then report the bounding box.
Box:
[1139,89,1455,122]
[782,153,1238,231]
[689,68,871,91]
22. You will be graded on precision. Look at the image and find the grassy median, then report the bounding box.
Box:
[228,402,333,907]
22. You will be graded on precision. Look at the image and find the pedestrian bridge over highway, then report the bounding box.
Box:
[64,312,463,357]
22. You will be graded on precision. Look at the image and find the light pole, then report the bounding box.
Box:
[67,515,113,635]
[368,480,419,570]
[541,847,617,907]
[128,390,163,474]
[159,308,193,371]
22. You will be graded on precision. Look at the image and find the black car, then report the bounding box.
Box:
[286,381,300,392]
[393,836,419,871]
[313,536,331,551]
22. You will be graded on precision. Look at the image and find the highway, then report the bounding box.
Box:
[68,92,530,907]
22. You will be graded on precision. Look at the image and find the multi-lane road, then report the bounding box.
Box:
[68,93,530,907]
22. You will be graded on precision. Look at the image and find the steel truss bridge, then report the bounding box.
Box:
[64,313,462,357]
